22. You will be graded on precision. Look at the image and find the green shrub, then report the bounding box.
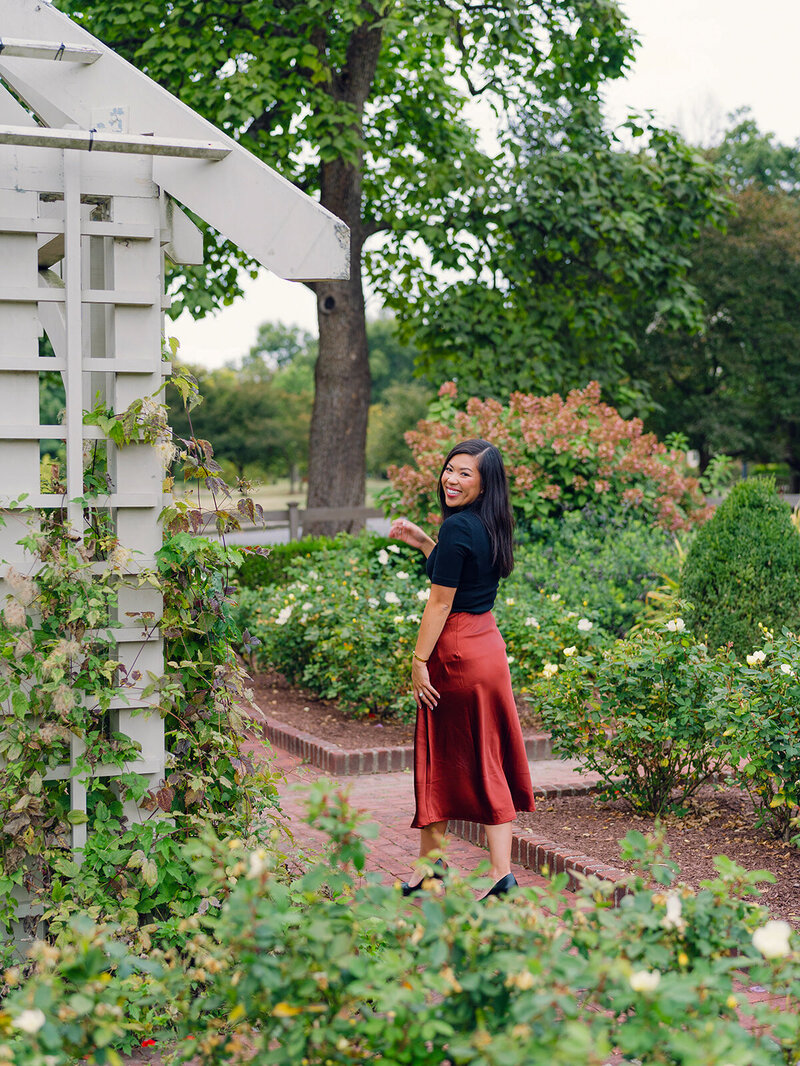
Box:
[681,476,800,655]
[235,536,340,588]
[237,533,615,720]
[516,510,680,634]
[6,792,800,1066]
[535,620,734,814]
[713,627,800,840]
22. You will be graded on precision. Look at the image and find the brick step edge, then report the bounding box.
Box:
[448,818,630,904]
[259,716,552,775]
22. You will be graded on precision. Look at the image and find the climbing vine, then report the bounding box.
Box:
[0,370,276,957]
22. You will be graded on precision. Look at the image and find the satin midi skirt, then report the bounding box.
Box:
[412,611,536,828]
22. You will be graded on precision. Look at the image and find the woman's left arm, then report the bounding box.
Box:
[411,583,456,709]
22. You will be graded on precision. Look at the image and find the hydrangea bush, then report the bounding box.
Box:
[382,381,710,535]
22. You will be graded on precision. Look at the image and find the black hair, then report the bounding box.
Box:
[437,439,515,578]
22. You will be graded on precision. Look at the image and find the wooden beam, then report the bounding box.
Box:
[0,123,231,159]
[0,37,102,64]
[0,0,349,281]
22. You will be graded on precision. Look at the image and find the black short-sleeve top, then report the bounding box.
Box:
[426,508,499,613]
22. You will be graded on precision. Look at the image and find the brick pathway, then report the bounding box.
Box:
[255,741,558,890]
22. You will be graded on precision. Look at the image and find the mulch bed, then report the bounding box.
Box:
[250,669,417,749]
[249,668,542,749]
[516,786,800,923]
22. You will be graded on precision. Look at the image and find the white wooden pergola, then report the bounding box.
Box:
[0,0,348,904]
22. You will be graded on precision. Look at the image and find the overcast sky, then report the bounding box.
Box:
[170,0,800,369]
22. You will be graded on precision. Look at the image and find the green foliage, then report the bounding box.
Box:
[235,537,341,590]
[681,477,800,655]
[0,382,279,950]
[535,621,734,814]
[515,511,680,635]
[395,102,730,411]
[166,364,310,479]
[712,628,800,840]
[639,115,800,479]
[366,381,432,476]
[9,792,800,1066]
[383,381,710,537]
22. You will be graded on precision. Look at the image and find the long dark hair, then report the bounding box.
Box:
[437,439,515,577]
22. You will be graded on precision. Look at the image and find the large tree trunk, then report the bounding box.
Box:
[306,244,371,536]
[304,17,382,538]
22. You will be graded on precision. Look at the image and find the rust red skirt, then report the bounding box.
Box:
[412,611,535,828]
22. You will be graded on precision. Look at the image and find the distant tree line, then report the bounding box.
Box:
[166,318,431,487]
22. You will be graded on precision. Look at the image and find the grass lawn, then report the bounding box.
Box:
[177,477,388,512]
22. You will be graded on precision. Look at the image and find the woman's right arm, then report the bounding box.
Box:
[389,517,435,558]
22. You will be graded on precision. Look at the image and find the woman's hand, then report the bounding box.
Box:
[412,657,440,710]
[390,517,432,554]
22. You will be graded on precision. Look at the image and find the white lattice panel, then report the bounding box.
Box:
[0,145,167,852]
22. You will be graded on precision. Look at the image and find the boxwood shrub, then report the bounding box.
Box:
[681,477,800,654]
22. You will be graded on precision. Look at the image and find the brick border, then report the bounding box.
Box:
[260,716,553,775]
[448,818,630,903]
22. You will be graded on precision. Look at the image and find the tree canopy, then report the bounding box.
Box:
[636,116,800,484]
[389,98,730,414]
[56,0,640,530]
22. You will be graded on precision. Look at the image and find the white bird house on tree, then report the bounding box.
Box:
[0,0,348,920]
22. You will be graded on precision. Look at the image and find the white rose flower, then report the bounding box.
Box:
[247,848,269,878]
[397,571,410,580]
[507,655,515,664]
[275,605,293,626]
[505,597,515,606]
[368,598,380,609]
[563,646,577,657]
[752,920,792,959]
[746,650,767,666]
[550,593,561,602]
[387,544,401,553]
[662,892,685,932]
[780,663,794,675]
[577,618,593,632]
[384,591,400,604]
[308,570,318,580]
[629,970,661,993]
[542,663,558,678]
[377,549,389,565]
[13,1008,46,1034]
[524,616,540,628]
[393,615,406,624]
[417,588,430,601]
[666,618,686,633]
[407,613,420,622]
[302,602,314,612]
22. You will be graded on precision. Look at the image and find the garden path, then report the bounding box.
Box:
[246,738,562,890]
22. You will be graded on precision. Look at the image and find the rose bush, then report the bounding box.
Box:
[382,381,710,536]
[533,619,736,814]
[236,534,618,721]
[711,627,800,840]
[6,789,799,1066]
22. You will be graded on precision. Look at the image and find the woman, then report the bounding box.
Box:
[389,439,535,899]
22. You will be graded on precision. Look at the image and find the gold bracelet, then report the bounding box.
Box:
[413,652,428,664]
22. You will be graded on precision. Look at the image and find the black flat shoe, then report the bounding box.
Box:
[401,858,446,897]
[483,872,517,899]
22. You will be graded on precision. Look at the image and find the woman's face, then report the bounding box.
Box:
[441,452,482,508]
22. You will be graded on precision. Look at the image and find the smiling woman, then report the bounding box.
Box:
[389,439,535,900]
